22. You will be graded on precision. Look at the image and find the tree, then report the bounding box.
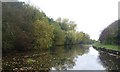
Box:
[32,20,54,49]
[2,2,91,52]
[99,20,119,45]
[58,18,77,31]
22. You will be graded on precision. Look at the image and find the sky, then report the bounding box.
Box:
[19,0,119,40]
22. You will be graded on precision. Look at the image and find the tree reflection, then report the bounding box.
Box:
[51,45,89,70]
[2,45,89,71]
[98,51,120,71]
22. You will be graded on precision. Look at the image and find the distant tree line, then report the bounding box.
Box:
[2,2,92,52]
[99,20,120,45]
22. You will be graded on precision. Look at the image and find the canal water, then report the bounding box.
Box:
[2,45,120,71]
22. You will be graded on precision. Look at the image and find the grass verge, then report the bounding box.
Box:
[93,42,120,51]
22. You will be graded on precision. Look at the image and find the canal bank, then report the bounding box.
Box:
[92,45,120,70]
[93,45,120,56]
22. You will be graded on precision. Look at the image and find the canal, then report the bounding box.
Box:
[2,45,120,71]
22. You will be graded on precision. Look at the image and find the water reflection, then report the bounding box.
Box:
[2,45,120,71]
[68,46,105,70]
[98,51,120,71]
[50,45,89,70]
[2,45,89,71]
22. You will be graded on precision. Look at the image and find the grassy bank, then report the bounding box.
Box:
[93,42,120,51]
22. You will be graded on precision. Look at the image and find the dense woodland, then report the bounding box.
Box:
[99,20,120,45]
[2,2,92,52]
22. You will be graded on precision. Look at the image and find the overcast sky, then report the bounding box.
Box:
[19,0,119,40]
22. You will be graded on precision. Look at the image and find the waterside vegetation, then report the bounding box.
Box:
[2,2,94,52]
